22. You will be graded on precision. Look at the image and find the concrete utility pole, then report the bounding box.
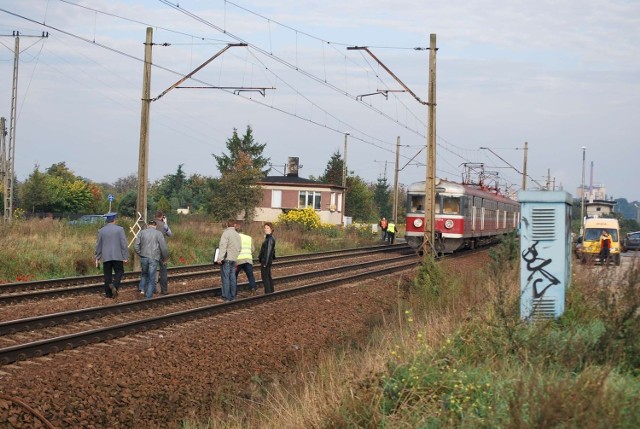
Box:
[4,35,19,224]
[522,141,528,190]
[342,132,349,222]
[136,27,153,225]
[424,33,437,255]
[1,117,6,224]
[393,136,400,225]
[580,146,586,236]
[134,27,153,270]
[345,40,434,244]
[1,31,48,223]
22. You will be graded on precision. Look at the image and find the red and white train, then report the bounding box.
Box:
[405,179,520,253]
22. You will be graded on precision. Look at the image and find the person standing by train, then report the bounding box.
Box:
[379,217,388,241]
[153,211,172,294]
[386,221,396,244]
[216,219,242,302]
[259,222,277,294]
[95,212,129,299]
[235,224,257,295]
[599,230,612,265]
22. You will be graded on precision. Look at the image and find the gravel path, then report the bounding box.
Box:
[0,251,489,428]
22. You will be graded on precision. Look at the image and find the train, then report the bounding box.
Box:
[405,179,520,253]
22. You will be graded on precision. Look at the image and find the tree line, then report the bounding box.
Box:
[1,126,404,224]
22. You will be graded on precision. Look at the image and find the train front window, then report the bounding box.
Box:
[409,195,425,212]
[442,196,461,214]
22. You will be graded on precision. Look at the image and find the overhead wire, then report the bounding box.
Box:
[3,2,488,183]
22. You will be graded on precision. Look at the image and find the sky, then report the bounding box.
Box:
[1,0,639,202]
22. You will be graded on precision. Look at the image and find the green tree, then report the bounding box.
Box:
[118,190,137,218]
[20,163,93,213]
[318,150,344,186]
[346,175,376,222]
[20,166,50,212]
[211,152,263,221]
[184,174,216,214]
[151,165,190,212]
[46,162,77,182]
[113,174,137,195]
[213,126,271,175]
[157,196,171,214]
[210,127,269,221]
[373,176,392,218]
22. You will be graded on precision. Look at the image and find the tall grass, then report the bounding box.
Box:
[0,218,381,282]
[183,237,640,428]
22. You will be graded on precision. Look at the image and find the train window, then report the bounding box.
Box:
[409,195,425,212]
[442,196,460,214]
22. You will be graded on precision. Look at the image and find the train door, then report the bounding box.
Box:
[472,206,477,231]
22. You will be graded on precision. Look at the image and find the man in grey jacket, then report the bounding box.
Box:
[153,211,172,294]
[215,219,241,302]
[134,220,169,299]
[95,212,129,298]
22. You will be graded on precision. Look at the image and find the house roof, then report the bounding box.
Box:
[259,175,344,189]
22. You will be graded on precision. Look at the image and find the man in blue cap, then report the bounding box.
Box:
[95,212,129,298]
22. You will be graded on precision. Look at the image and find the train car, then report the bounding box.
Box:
[405,179,520,253]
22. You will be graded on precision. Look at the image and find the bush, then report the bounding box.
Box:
[277,207,321,230]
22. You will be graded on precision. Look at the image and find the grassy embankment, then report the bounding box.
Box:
[183,235,640,428]
[0,217,379,283]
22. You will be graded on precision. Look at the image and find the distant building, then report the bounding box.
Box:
[254,157,345,225]
[586,199,615,218]
[575,183,607,201]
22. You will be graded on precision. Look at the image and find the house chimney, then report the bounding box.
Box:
[286,157,299,177]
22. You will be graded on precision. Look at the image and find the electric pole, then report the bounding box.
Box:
[342,132,349,224]
[393,136,400,226]
[1,31,48,223]
[136,27,153,225]
[1,117,6,224]
[134,27,153,270]
[522,141,528,190]
[423,33,437,255]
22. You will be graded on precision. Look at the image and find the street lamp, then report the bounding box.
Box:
[580,146,586,236]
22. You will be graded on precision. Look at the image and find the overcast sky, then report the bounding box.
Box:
[1,0,639,202]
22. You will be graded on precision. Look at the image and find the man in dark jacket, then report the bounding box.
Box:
[95,212,129,298]
[258,222,276,294]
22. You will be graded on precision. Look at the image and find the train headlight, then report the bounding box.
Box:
[413,218,423,228]
[444,219,454,229]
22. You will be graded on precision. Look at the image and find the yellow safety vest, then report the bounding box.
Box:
[238,233,253,262]
[387,223,396,233]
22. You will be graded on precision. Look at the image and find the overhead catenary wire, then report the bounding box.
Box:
[1,2,502,184]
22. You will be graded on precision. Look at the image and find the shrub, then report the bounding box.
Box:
[277,207,321,230]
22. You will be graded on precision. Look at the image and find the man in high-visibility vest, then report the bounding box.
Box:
[386,221,396,244]
[235,224,258,295]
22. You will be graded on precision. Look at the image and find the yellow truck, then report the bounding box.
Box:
[576,218,621,266]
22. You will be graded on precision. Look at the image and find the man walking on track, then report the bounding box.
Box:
[95,212,129,299]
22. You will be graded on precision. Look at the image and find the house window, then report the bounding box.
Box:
[299,191,321,210]
[271,190,282,208]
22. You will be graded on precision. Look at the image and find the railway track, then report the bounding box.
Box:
[0,243,410,304]
[0,244,417,365]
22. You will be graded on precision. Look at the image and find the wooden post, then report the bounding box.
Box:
[135,27,153,270]
[423,33,437,255]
